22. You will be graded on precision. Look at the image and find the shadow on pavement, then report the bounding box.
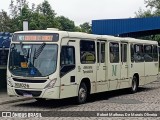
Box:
[13,86,156,109]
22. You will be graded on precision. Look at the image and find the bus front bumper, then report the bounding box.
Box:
[7,85,60,99]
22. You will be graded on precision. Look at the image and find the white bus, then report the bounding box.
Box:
[7,30,159,104]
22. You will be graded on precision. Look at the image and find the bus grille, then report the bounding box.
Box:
[13,78,47,83]
[15,89,42,97]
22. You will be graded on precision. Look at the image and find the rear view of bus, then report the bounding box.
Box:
[7,31,61,101]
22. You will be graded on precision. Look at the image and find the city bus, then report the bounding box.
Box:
[7,30,159,104]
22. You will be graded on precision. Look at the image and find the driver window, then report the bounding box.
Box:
[61,46,75,66]
[60,46,75,77]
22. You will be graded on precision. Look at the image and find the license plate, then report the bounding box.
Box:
[15,83,29,89]
[23,93,33,97]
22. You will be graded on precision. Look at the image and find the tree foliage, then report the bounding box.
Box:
[135,0,160,17]
[55,16,75,31]
[80,22,92,33]
[0,0,91,33]
[135,0,160,41]
[135,9,153,18]
[0,10,12,32]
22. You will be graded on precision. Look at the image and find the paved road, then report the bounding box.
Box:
[1,80,160,120]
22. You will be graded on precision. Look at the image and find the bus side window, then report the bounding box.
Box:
[153,45,158,61]
[134,44,144,62]
[110,42,119,63]
[101,43,105,63]
[131,44,134,62]
[80,40,96,64]
[60,46,75,77]
[144,45,153,62]
[97,42,105,63]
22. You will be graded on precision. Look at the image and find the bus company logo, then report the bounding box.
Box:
[2,112,12,117]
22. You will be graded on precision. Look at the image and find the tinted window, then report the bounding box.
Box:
[144,45,153,62]
[80,40,95,64]
[60,46,75,77]
[121,44,127,62]
[110,42,119,63]
[97,42,105,63]
[153,45,158,61]
[61,47,75,66]
[97,42,100,63]
[101,43,105,63]
[134,44,144,62]
[131,44,134,62]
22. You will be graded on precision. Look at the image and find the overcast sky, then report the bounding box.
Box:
[0,0,147,25]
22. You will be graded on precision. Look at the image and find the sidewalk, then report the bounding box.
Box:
[0,91,32,105]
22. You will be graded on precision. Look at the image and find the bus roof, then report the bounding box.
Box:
[14,30,158,44]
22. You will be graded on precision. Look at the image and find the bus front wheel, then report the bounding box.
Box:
[131,76,138,93]
[77,82,87,104]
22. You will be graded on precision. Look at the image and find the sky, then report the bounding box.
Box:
[0,0,147,25]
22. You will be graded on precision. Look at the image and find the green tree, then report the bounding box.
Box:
[80,22,91,33]
[55,16,76,31]
[9,0,29,18]
[135,0,160,41]
[0,10,12,32]
[7,0,90,33]
[9,0,58,31]
[135,9,153,18]
[37,0,57,29]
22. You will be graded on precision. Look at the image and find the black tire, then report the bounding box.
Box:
[131,76,138,93]
[77,82,87,104]
[35,98,46,102]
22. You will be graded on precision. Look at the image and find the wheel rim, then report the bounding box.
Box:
[79,88,87,101]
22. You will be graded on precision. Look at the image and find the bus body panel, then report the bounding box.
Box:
[145,62,159,85]
[7,30,159,101]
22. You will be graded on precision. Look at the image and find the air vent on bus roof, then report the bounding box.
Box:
[47,28,59,31]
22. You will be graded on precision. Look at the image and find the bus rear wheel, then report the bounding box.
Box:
[77,82,87,104]
[131,76,138,93]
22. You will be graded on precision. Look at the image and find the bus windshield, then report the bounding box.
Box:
[9,44,58,77]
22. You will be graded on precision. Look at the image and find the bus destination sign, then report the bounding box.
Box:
[13,33,59,42]
[23,35,53,41]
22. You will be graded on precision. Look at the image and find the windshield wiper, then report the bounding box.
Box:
[34,43,46,59]
[33,43,46,64]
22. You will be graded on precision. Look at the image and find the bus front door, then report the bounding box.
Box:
[60,39,77,99]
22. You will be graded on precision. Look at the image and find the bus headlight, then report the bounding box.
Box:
[7,77,13,87]
[44,78,57,89]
